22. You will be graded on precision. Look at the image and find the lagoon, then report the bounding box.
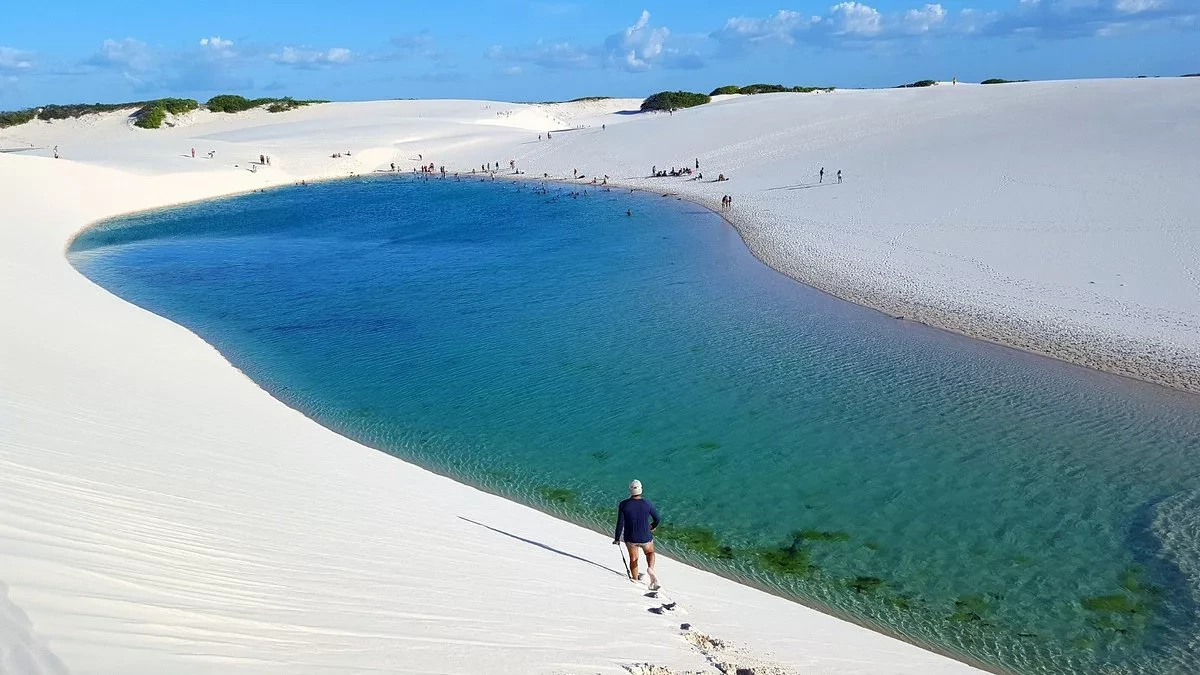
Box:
[70,176,1200,674]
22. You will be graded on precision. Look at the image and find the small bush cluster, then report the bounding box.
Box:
[133,98,199,129]
[1,99,199,129]
[640,91,711,112]
[0,109,37,128]
[895,79,938,88]
[980,78,1029,85]
[35,102,137,120]
[710,84,834,96]
[207,94,326,114]
[206,95,262,113]
[134,106,165,129]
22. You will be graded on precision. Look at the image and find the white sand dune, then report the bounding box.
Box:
[3,78,1196,673]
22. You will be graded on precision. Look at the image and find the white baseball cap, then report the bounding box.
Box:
[629,479,643,496]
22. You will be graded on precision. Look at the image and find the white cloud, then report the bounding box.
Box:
[386,33,453,62]
[1115,0,1162,13]
[957,8,1002,33]
[90,38,155,72]
[197,36,237,61]
[904,4,949,32]
[486,41,595,69]
[715,0,1196,46]
[713,10,822,46]
[604,10,671,71]
[490,9,701,72]
[271,46,353,67]
[503,65,523,76]
[0,46,34,71]
[830,2,884,36]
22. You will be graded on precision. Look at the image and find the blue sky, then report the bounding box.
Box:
[1,0,1196,107]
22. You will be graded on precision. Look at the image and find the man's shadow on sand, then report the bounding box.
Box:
[458,516,625,577]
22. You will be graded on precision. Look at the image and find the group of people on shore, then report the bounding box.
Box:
[258,154,272,166]
[652,166,695,179]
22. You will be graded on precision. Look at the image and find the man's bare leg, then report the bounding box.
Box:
[625,543,640,580]
[643,541,660,588]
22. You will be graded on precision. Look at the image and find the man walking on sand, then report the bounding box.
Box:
[614,479,660,590]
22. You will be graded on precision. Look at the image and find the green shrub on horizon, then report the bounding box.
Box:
[640,90,710,112]
[709,84,834,96]
[1183,73,1200,77]
[134,105,166,129]
[0,109,37,128]
[266,97,328,113]
[981,78,1030,85]
[206,94,258,113]
[208,94,326,113]
[2,98,198,130]
[133,98,199,129]
[895,79,938,88]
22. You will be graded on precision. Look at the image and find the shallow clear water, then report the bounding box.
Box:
[70,176,1200,674]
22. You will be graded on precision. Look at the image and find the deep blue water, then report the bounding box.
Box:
[70,176,1200,674]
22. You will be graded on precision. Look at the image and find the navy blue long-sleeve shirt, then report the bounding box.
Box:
[614,497,660,544]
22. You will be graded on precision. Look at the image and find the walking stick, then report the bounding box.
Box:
[618,543,631,580]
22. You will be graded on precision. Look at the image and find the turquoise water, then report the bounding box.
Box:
[70,176,1200,674]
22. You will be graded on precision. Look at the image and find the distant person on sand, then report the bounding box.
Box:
[191,147,196,158]
[614,480,660,589]
[53,145,60,159]
[819,167,825,183]
[837,170,843,184]
[695,158,699,170]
